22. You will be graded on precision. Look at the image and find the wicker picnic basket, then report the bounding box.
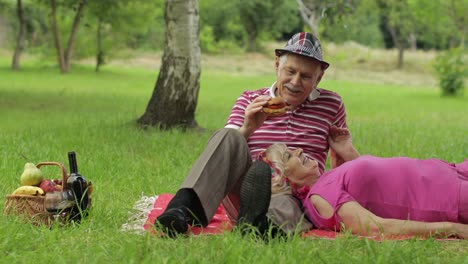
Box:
[4,162,69,226]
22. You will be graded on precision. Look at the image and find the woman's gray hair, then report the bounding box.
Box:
[265,143,292,195]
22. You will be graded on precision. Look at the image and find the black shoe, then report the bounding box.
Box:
[236,160,272,236]
[156,208,189,238]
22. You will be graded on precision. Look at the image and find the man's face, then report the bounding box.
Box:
[275,53,324,107]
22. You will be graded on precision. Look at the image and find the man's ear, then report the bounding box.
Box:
[275,57,280,75]
[316,70,325,84]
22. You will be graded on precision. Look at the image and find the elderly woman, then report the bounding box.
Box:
[252,129,468,239]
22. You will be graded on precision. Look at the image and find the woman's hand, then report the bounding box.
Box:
[239,95,270,138]
[452,223,468,239]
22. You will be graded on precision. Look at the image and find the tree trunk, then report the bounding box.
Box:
[388,25,404,69]
[12,0,26,70]
[64,0,87,72]
[408,32,417,51]
[247,30,257,52]
[95,17,104,72]
[50,0,66,73]
[296,0,322,37]
[397,44,404,69]
[138,0,201,130]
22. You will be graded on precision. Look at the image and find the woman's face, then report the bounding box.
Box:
[283,148,320,187]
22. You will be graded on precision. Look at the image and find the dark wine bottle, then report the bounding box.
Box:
[67,151,89,222]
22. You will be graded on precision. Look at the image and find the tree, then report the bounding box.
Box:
[375,0,414,69]
[49,0,87,73]
[296,0,354,37]
[199,0,301,53]
[408,0,468,50]
[406,0,439,50]
[138,0,201,130]
[237,0,286,52]
[87,0,161,72]
[11,0,26,70]
[296,0,325,37]
[321,0,383,48]
[198,0,245,52]
[443,0,467,48]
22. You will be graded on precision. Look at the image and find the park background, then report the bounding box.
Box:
[0,0,467,263]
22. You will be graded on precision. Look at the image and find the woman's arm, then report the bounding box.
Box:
[310,195,468,239]
[336,201,468,239]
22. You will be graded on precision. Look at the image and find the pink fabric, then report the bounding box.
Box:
[303,156,466,231]
[457,159,468,223]
[456,159,468,179]
[225,87,347,173]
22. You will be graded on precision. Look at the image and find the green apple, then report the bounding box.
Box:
[20,163,44,186]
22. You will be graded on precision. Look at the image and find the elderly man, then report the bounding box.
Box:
[156,32,355,237]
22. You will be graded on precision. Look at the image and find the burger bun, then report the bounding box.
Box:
[263,97,288,116]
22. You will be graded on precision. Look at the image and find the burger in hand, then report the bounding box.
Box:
[263,96,288,116]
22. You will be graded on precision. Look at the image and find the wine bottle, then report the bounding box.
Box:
[67,151,89,222]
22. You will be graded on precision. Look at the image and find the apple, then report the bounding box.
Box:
[39,179,58,193]
[53,178,63,185]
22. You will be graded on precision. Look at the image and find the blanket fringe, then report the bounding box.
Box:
[121,194,158,235]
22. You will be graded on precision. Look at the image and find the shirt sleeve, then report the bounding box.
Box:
[225,91,256,129]
[332,96,348,129]
[303,171,355,231]
[304,191,355,231]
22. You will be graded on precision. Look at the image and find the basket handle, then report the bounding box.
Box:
[36,162,69,191]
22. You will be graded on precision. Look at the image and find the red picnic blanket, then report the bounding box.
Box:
[135,193,457,241]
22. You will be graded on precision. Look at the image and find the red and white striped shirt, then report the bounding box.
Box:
[225,83,347,173]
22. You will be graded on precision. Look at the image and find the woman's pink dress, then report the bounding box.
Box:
[302,155,468,230]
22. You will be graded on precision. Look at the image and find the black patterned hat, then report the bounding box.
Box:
[275,32,330,69]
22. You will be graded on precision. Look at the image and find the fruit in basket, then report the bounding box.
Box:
[39,179,58,193]
[53,178,63,185]
[20,163,44,186]
[12,185,45,195]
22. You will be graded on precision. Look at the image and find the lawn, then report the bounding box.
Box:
[0,54,467,263]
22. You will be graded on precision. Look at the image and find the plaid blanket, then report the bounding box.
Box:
[121,193,459,241]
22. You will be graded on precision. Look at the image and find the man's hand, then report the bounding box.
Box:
[328,126,352,147]
[239,95,271,138]
[328,126,359,168]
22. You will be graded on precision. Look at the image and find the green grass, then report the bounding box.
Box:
[0,58,467,263]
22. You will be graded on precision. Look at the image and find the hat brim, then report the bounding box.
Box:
[275,49,330,70]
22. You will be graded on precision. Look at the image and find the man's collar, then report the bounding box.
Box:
[269,82,320,101]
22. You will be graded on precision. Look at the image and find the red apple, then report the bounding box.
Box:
[39,179,58,193]
[53,178,62,185]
